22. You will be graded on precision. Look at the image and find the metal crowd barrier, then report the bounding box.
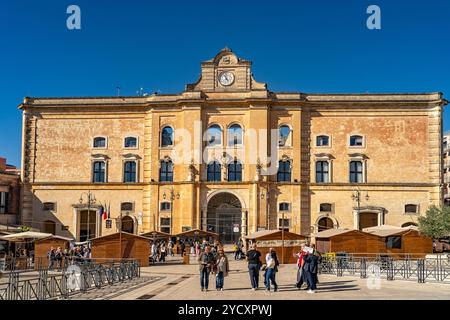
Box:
[318,253,450,284]
[0,259,140,300]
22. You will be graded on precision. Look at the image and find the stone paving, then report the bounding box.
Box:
[107,254,450,300]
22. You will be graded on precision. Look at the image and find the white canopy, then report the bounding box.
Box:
[0,231,53,241]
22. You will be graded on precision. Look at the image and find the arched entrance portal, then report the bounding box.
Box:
[122,216,134,234]
[359,212,378,230]
[318,217,334,232]
[207,192,242,244]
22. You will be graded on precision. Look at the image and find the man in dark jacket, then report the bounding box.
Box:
[246,243,262,290]
[198,245,215,292]
[303,251,319,293]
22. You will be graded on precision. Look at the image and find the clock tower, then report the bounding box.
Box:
[186,47,267,92]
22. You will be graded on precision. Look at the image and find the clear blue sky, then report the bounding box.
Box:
[1,0,449,167]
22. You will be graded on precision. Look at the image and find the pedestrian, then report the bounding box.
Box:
[214,249,230,291]
[180,240,186,257]
[264,248,280,292]
[294,244,306,289]
[55,247,63,271]
[47,247,55,270]
[159,242,166,262]
[168,240,174,257]
[311,244,322,284]
[246,243,262,291]
[198,245,215,292]
[303,247,319,294]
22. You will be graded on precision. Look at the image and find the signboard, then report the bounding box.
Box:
[105,219,112,229]
[233,224,240,233]
[256,239,306,247]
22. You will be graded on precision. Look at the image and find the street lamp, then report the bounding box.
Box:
[79,190,96,242]
[162,187,180,234]
[260,188,278,230]
[351,189,369,229]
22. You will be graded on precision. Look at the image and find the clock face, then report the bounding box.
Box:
[218,71,235,86]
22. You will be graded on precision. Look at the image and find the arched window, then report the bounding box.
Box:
[350,135,364,147]
[43,220,56,235]
[124,137,138,148]
[159,160,173,182]
[161,126,174,147]
[228,124,243,146]
[277,160,291,182]
[316,135,330,147]
[402,222,418,228]
[207,161,221,182]
[349,161,363,183]
[278,125,292,147]
[206,125,222,146]
[316,161,329,183]
[92,161,106,183]
[227,160,242,182]
[318,217,334,232]
[123,161,137,183]
[93,137,106,148]
[121,216,134,234]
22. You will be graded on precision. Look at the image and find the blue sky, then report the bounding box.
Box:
[1,0,449,167]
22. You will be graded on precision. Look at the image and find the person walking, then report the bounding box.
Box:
[311,244,322,285]
[55,247,63,271]
[264,248,280,292]
[303,248,319,294]
[214,249,230,291]
[159,242,166,262]
[47,247,55,270]
[246,244,262,291]
[294,244,306,289]
[180,240,186,257]
[198,245,215,292]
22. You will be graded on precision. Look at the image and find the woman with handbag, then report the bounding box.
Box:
[214,249,230,291]
[265,248,280,292]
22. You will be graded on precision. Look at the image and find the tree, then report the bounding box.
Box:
[18,226,31,232]
[418,206,450,240]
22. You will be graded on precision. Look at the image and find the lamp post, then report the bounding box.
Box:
[351,189,369,230]
[163,187,180,234]
[79,191,96,242]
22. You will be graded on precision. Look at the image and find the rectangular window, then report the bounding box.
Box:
[160,218,171,234]
[279,203,290,212]
[320,203,333,212]
[0,192,9,214]
[159,161,173,182]
[43,202,56,212]
[350,161,363,183]
[124,161,137,183]
[386,236,402,249]
[278,218,290,231]
[160,202,171,211]
[121,202,134,212]
[93,161,106,183]
[316,161,329,183]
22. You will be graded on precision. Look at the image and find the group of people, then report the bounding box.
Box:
[197,242,322,293]
[47,245,90,270]
[197,244,230,291]
[150,240,173,263]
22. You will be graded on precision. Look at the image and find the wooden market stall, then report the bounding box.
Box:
[91,232,150,267]
[34,235,74,269]
[244,230,307,264]
[363,225,433,258]
[313,228,382,256]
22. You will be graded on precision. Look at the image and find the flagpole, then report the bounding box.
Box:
[119,205,122,262]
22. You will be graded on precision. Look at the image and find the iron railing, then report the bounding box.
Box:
[319,253,450,284]
[0,259,140,300]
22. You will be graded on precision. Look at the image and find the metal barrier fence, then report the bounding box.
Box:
[0,259,140,300]
[319,254,450,284]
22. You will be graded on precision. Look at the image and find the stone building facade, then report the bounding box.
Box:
[19,48,447,243]
[0,157,21,228]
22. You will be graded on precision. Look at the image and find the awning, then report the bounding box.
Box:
[0,231,53,242]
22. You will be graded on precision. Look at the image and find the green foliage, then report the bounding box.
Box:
[418,206,450,240]
[18,226,31,232]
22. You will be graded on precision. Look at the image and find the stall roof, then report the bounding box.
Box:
[245,230,306,240]
[140,230,172,239]
[312,228,371,238]
[0,231,53,241]
[174,229,219,238]
[363,225,420,237]
[91,232,151,242]
[35,235,75,242]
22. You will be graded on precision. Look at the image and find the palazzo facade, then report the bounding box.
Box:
[19,48,447,243]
